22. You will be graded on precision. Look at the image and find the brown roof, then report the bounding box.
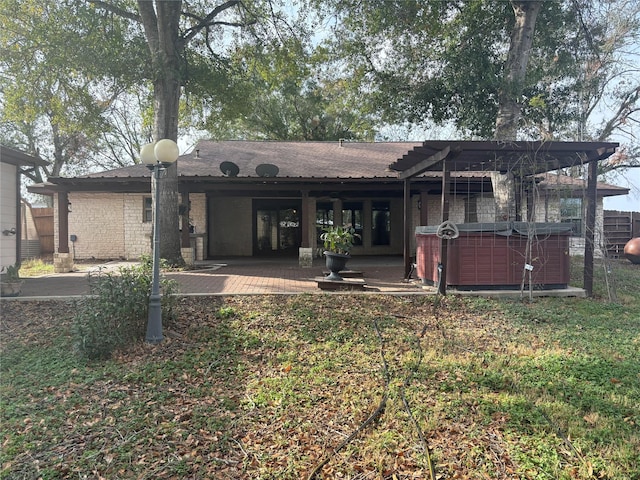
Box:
[34,140,627,199]
[77,140,423,180]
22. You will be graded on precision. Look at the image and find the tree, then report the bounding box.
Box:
[89,0,289,264]
[311,0,639,218]
[203,35,376,141]
[312,0,638,145]
[0,0,145,182]
[494,1,543,139]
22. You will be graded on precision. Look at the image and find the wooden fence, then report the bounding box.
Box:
[603,210,640,257]
[31,207,54,255]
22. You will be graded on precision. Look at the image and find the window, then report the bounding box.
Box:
[143,197,153,223]
[464,196,478,223]
[560,197,583,236]
[372,201,390,245]
[316,202,334,244]
[342,202,363,246]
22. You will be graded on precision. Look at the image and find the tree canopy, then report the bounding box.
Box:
[310,0,639,161]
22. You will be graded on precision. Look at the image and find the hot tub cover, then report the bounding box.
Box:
[415,222,573,237]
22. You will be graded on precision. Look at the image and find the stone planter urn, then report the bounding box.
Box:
[324,251,350,281]
[1,263,22,297]
[320,225,361,282]
[0,280,23,297]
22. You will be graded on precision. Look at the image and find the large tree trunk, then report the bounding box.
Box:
[495,0,543,139]
[492,0,542,221]
[138,0,184,265]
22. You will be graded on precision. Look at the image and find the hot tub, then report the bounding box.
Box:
[415,222,572,290]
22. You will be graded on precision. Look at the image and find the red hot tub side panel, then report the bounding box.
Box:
[416,230,570,289]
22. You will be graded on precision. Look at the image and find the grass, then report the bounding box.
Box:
[1,259,638,479]
[16,258,55,277]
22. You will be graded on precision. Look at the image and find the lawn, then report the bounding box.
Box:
[1,259,638,479]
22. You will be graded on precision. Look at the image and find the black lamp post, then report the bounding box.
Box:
[140,139,179,344]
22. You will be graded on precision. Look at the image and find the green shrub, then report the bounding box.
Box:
[73,259,178,360]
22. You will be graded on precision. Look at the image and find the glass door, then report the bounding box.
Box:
[254,201,301,255]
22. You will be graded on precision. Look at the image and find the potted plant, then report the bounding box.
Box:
[1,263,23,297]
[320,225,360,281]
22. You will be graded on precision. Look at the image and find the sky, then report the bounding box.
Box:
[603,168,640,212]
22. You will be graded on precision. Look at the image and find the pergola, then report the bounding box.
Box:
[388,140,619,296]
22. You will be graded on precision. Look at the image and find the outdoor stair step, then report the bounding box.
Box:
[321,270,364,278]
[315,276,367,291]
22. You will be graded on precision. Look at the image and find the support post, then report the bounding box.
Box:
[57,191,69,254]
[403,178,412,278]
[301,190,310,248]
[438,164,451,295]
[583,160,598,297]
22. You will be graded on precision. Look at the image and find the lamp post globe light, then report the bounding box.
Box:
[140,139,179,344]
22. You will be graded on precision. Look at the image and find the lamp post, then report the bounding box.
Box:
[140,139,179,344]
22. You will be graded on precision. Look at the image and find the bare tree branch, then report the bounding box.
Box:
[86,0,141,22]
[181,0,244,44]
[597,86,640,141]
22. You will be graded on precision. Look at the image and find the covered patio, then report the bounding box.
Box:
[29,139,623,298]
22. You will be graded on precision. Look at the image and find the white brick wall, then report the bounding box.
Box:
[189,193,206,234]
[67,193,126,259]
[123,194,153,259]
[59,191,211,260]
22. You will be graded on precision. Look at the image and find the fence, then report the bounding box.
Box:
[603,210,640,257]
[30,207,54,255]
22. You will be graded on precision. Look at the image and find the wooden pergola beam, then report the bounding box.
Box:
[398,146,452,180]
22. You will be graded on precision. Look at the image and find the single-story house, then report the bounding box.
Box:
[1,146,48,271]
[29,140,628,269]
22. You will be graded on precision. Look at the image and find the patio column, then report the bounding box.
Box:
[301,191,310,248]
[403,178,412,278]
[583,160,598,297]
[299,191,314,267]
[53,190,74,273]
[57,191,69,254]
[438,164,451,295]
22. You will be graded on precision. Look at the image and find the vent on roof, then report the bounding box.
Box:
[255,163,279,177]
[220,161,239,177]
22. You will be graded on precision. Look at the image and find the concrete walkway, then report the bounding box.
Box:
[9,257,427,299]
